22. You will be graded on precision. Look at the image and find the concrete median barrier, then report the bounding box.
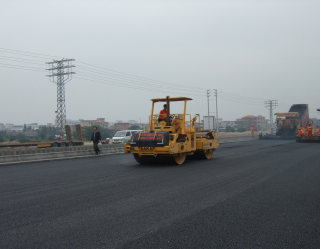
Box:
[0,144,124,165]
[0,136,258,165]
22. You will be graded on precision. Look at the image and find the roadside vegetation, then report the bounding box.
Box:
[82,125,114,141]
[0,126,59,143]
[0,124,247,143]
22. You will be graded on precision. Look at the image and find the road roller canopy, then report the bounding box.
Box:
[151,97,193,103]
[275,112,299,117]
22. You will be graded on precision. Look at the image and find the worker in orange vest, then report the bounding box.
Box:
[250,124,254,138]
[314,126,320,136]
[158,104,171,122]
[297,128,305,138]
[306,123,313,139]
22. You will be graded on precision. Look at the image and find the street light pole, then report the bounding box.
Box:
[214,89,218,134]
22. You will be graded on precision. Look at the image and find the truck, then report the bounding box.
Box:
[124,96,220,165]
[0,124,84,148]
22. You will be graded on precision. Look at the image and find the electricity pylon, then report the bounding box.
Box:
[46,59,75,132]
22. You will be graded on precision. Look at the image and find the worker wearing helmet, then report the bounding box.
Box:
[306,123,313,139]
[314,126,320,137]
[250,124,254,138]
[298,128,305,138]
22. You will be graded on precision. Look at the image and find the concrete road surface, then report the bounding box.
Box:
[0,140,319,248]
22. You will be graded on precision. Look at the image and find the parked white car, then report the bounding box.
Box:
[111,130,142,144]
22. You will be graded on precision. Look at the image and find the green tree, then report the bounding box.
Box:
[128,125,141,130]
[72,131,78,140]
[0,131,6,142]
[237,128,246,132]
[225,126,235,132]
[82,125,115,141]
[82,125,95,141]
[101,128,114,140]
[8,134,15,142]
[16,133,30,143]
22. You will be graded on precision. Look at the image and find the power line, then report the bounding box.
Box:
[0,55,47,63]
[211,96,263,106]
[0,50,61,60]
[75,64,206,93]
[0,64,44,72]
[0,48,208,92]
[220,90,267,101]
[0,57,47,65]
[218,92,265,104]
[216,97,263,105]
[218,95,263,104]
[73,76,205,96]
[0,62,45,70]
[0,47,62,59]
[2,47,310,111]
[76,61,204,91]
[75,72,206,95]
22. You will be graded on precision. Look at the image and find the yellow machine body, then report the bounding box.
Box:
[125,96,219,164]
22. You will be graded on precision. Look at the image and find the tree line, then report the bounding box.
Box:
[0,124,245,143]
[0,125,59,143]
[0,125,143,143]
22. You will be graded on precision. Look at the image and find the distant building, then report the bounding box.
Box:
[11,125,24,132]
[235,119,248,130]
[66,120,81,125]
[135,123,149,130]
[237,115,269,131]
[221,121,236,128]
[128,120,137,124]
[26,123,39,130]
[114,123,130,131]
[0,123,4,131]
[5,123,14,130]
[23,131,38,137]
[80,118,109,128]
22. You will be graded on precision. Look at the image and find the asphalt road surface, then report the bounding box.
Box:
[0,140,319,249]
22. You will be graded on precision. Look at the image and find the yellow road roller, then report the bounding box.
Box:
[124,96,219,164]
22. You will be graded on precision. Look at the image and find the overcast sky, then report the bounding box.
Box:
[0,0,319,125]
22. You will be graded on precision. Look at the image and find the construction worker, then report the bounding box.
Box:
[297,128,305,138]
[250,124,254,138]
[306,123,313,139]
[314,126,320,136]
[158,104,168,122]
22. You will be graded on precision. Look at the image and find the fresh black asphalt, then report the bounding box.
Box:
[0,140,319,248]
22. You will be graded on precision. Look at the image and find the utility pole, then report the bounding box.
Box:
[214,89,218,134]
[264,100,278,124]
[207,90,210,130]
[46,59,75,132]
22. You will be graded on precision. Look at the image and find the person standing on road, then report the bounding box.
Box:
[251,124,254,138]
[306,123,313,139]
[90,126,101,155]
